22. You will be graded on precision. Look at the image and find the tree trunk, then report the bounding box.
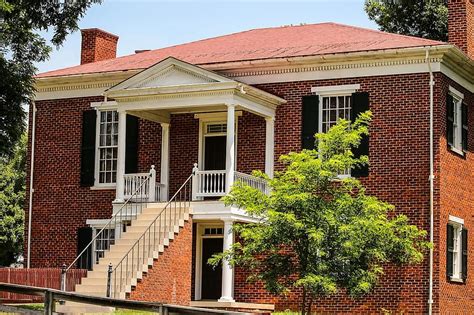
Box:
[301,287,307,315]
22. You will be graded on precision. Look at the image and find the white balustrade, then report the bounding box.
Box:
[234,171,269,195]
[191,163,269,200]
[194,170,227,198]
[123,165,166,202]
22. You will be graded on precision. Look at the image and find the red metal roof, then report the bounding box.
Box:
[37,22,444,78]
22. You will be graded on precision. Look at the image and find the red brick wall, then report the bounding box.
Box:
[448,0,474,60]
[81,29,118,65]
[27,71,474,312]
[169,114,199,195]
[24,97,161,267]
[231,74,436,313]
[129,218,193,305]
[437,74,474,313]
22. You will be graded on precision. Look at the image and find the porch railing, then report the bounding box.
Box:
[234,171,270,195]
[194,169,227,197]
[191,165,269,199]
[123,166,165,202]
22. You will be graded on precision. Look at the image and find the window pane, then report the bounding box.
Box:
[97,110,119,184]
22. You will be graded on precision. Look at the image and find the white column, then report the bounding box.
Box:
[160,122,170,201]
[225,104,236,193]
[265,116,275,178]
[115,110,127,202]
[219,219,235,302]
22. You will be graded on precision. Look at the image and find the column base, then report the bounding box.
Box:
[218,297,235,303]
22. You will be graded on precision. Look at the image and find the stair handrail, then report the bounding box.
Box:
[109,171,194,298]
[64,170,154,276]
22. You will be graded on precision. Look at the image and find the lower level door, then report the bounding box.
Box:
[201,237,223,300]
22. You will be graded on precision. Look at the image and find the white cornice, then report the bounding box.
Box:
[33,45,474,101]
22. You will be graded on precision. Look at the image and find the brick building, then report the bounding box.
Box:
[27,1,474,313]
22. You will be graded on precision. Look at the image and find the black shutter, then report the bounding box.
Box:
[125,114,139,174]
[351,92,370,177]
[462,228,468,281]
[301,95,319,150]
[77,227,93,270]
[462,103,468,152]
[80,110,97,187]
[447,224,454,278]
[447,94,454,147]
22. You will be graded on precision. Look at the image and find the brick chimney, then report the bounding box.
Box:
[80,28,119,65]
[448,0,474,60]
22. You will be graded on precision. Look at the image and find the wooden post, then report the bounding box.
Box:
[160,122,170,201]
[191,163,199,201]
[225,104,235,193]
[44,290,55,315]
[115,110,127,202]
[149,165,156,202]
[265,116,275,178]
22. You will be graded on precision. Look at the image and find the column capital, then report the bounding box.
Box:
[226,103,236,109]
[222,218,235,224]
[265,116,275,122]
[160,122,170,128]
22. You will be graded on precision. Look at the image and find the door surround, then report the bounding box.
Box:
[194,222,226,301]
[195,111,241,171]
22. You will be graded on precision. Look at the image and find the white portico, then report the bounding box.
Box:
[92,57,285,303]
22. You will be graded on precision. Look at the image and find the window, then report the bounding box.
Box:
[203,227,223,236]
[447,216,468,282]
[320,95,352,132]
[320,94,352,177]
[94,228,115,264]
[447,87,468,155]
[97,110,119,185]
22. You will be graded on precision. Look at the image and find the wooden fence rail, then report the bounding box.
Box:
[0,283,245,315]
[0,268,86,303]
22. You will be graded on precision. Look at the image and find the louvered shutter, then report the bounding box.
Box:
[447,224,454,278]
[77,227,93,270]
[462,228,468,281]
[351,92,370,177]
[301,95,319,150]
[125,114,139,174]
[80,110,97,187]
[447,94,454,147]
[462,103,468,152]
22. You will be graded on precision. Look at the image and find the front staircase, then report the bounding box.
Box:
[57,171,193,314]
[57,202,191,313]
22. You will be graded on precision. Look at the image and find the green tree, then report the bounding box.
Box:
[0,133,26,266]
[0,0,101,157]
[212,112,430,314]
[365,0,448,41]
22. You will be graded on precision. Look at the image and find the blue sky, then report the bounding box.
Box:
[37,0,377,73]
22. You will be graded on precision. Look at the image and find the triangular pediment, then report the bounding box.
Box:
[107,57,234,92]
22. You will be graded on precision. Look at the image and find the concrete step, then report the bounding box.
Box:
[75,284,107,294]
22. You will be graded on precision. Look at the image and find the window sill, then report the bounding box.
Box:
[449,277,464,283]
[90,185,116,191]
[449,146,465,157]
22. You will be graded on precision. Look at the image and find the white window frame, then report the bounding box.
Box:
[94,109,119,187]
[311,84,360,179]
[86,219,118,265]
[448,86,465,155]
[194,223,225,301]
[195,111,242,171]
[448,215,465,282]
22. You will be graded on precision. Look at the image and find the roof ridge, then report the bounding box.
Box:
[328,22,444,44]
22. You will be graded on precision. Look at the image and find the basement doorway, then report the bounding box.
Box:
[195,224,224,300]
